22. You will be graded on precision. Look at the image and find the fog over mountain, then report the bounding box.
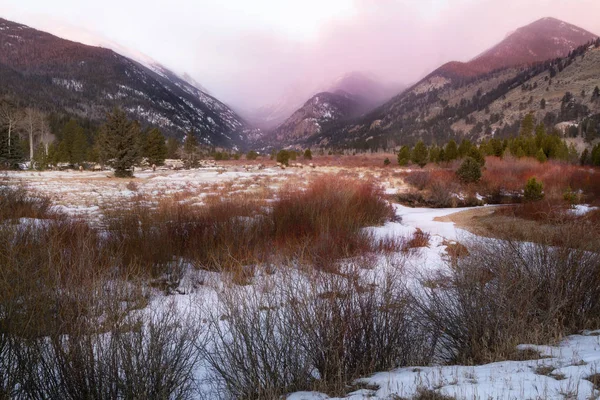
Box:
[1,0,600,113]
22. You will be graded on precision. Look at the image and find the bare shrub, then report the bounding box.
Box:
[204,263,433,398]
[273,176,394,269]
[104,175,396,276]
[23,303,203,400]
[289,266,432,394]
[202,278,314,399]
[404,228,431,250]
[404,170,431,190]
[0,185,54,221]
[413,232,600,364]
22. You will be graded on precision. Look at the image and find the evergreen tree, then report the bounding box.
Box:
[467,147,485,166]
[536,148,548,163]
[144,128,167,166]
[581,148,589,165]
[540,98,546,109]
[397,146,410,166]
[303,149,312,160]
[59,119,88,165]
[458,139,472,158]
[524,178,544,202]
[456,157,482,183]
[182,132,199,168]
[428,146,441,164]
[411,141,428,168]
[246,150,259,160]
[444,140,458,161]
[520,113,536,136]
[71,128,88,166]
[32,143,49,170]
[97,109,140,177]
[166,137,180,159]
[4,133,23,169]
[276,150,291,166]
[592,144,600,166]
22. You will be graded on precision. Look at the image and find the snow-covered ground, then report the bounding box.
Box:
[289,330,600,400]
[4,168,599,399]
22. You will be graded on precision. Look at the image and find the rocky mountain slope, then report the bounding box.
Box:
[268,91,363,143]
[262,72,404,145]
[245,71,403,137]
[303,18,599,149]
[0,17,250,147]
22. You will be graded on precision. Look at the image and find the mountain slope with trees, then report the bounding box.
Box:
[0,17,251,148]
[302,18,599,150]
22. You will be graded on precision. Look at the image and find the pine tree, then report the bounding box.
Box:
[524,178,544,202]
[97,109,140,177]
[166,137,180,159]
[144,128,167,166]
[411,141,428,168]
[32,143,49,171]
[397,145,410,166]
[467,147,485,166]
[536,148,548,163]
[182,132,199,168]
[456,157,482,183]
[444,140,458,161]
[72,131,87,165]
[580,148,589,165]
[520,113,535,136]
[303,149,312,160]
[458,139,472,158]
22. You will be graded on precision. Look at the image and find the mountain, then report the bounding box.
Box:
[327,71,403,108]
[0,17,250,148]
[431,17,598,82]
[268,91,364,143]
[244,71,404,133]
[299,18,599,149]
[260,72,404,145]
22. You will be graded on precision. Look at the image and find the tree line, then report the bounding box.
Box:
[397,113,598,168]
[0,102,182,175]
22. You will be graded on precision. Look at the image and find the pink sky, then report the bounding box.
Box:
[1,0,599,110]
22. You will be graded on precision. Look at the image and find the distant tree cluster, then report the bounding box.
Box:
[0,100,172,175]
[396,113,586,169]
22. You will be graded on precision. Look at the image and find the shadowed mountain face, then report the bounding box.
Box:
[0,18,251,147]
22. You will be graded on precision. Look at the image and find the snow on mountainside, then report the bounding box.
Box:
[244,72,404,133]
[0,17,252,147]
[259,72,405,145]
[269,91,364,143]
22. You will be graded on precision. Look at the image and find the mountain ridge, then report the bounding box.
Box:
[0,17,250,148]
